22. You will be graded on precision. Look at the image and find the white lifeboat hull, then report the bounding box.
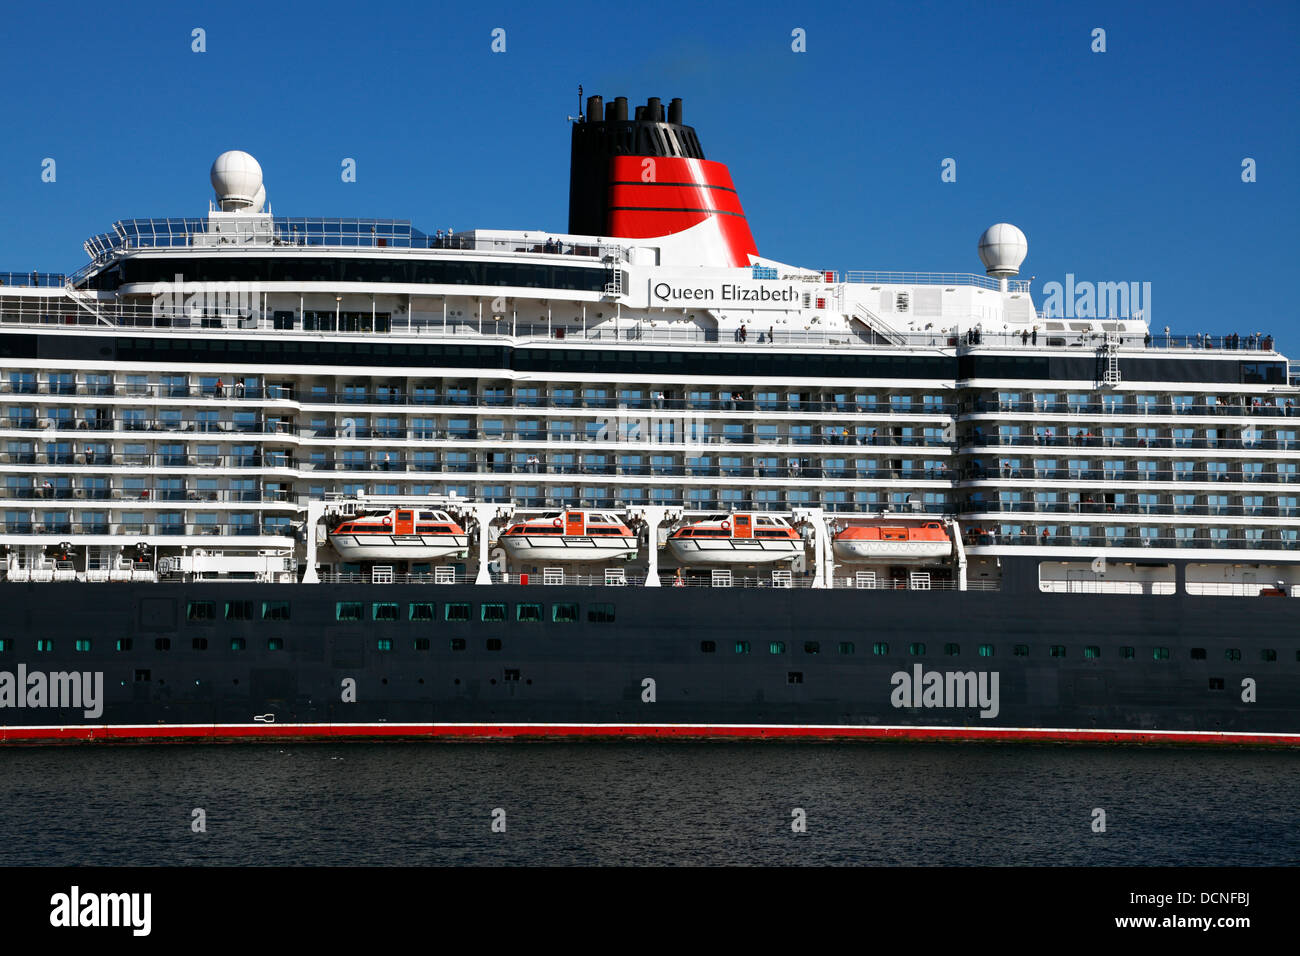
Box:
[833,539,951,562]
[330,533,469,561]
[501,535,639,563]
[667,537,802,566]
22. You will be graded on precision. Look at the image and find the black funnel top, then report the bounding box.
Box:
[568,94,705,237]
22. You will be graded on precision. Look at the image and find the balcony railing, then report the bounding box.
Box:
[964,531,1299,550]
[969,399,1298,417]
[0,520,290,537]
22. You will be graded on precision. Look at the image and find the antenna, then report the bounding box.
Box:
[564,84,586,124]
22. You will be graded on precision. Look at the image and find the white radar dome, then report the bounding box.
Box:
[977,222,1028,277]
[210,150,264,211]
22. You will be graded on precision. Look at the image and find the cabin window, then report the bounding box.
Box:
[413,638,430,651]
[73,639,91,652]
[1260,649,1277,662]
[225,600,254,621]
[480,603,506,623]
[908,642,926,656]
[1013,644,1029,657]
[376,638,393,652]
[1120,646,1135,659]
[262,601,290,621]
[944,643,960,656]
[803,642,820,655]
[372,603,400,622]
[267,638,284,651]
[1083,646,1100,659]
[1190,648,1207,660]
[155,638,171,651]
[551,603,578,623]
[187,601,216,622]
[788,672,804,684]
[503,669,521,682]
[978,644,994,657]
[700,641,716,653]
[409,603,435,622]
[734,641,751,654]
[116,638,133,652]
[191,638,207,651]
[515,603,543,623]
[1208,678,1224,690]
[134,669,150,682]
[444,603,470,623]
[1153,647,1170,661]
[0,639,9,652]
[872,642,889,655]
[1225,649,1241,662]
[838,642,855,655]
[450,638,466,651]
[588,603,615,623]
[1048,645,1066,658]
[336,602,363,622]
[486,639,502,651]
[769,642,786,654]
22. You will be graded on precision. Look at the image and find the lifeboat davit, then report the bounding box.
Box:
[833,521,951,563]
[500,511,638,563]
[667,513,802,566]
[329,508,469,561]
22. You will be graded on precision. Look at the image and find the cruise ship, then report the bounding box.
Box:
[1,93,1297,744]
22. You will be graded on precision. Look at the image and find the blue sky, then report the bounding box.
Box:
[1,0,1296,348]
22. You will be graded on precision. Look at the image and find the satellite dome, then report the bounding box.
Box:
[210,150,264,211]
[977,223,1028,277]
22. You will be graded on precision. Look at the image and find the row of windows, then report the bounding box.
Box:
[334,601,613,623]
[1,634,1287,662]
[18,637,277,652]
[187,601,290,622]
[711,640,1288,661]
[185,600,617,624]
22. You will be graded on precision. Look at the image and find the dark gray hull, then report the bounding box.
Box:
[1,559,1296,744]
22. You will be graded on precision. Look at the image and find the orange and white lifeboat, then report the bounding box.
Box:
[833,521,951,563]
[667,513,802,566]
[500,511,638,563]
[329,508,469,561]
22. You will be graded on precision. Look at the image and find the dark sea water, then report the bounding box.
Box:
[0,742,1296,866]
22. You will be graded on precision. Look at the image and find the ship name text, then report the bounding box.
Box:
[650,280,801,309]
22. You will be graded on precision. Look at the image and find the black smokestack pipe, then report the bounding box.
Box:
[569,92,706,236]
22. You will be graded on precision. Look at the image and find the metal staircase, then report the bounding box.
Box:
[63,259,112,325]
[851,305,907,346]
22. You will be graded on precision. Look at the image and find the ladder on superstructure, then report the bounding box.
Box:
[1101,341,1121,386]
